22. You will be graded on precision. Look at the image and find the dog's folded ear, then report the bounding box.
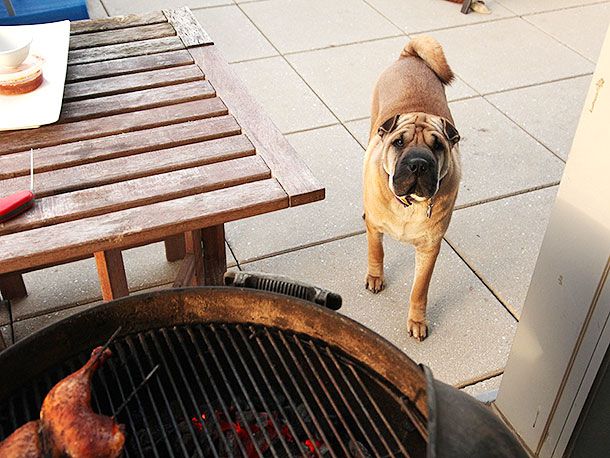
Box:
[442,118,460,146]
[378,115,400,137]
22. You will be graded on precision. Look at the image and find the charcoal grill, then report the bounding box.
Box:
[0,286,527,457]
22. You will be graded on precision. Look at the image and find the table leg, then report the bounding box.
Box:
[0,273,27,300]
[202,224,226,286]
[164,234,186,262]
[95,249,129,301]
[185,229,203,286]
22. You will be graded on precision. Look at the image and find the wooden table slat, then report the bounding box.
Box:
[0,155,270,236]
[60,80,215,123]
[63,64,204,101]
[0,179,288,275]
[66,50,194,83]
[68,36,184,65]
[163,7,213,47]
[70,11,167,35]
[0,135,254,199]
[0,98,227,156]
[188,45,325,207]
[70,22,176,50]
[0,116,242,183]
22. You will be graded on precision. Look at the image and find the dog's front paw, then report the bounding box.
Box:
[365,274,385,293]
[407,318,428,341]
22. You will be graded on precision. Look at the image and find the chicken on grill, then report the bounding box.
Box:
[40,347,125,458]
[0,420,42,458]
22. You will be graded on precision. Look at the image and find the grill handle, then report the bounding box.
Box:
[224,271,342,311]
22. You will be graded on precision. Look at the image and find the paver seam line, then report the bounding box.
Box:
[229,184,560,268]
[496,0,610,18]
[482,95,569,163]
[234,229,368,266]
[232,1,383,163]
[521,14,599,65]
[482,72,594,98]
[454,182,561,211]
[444,237,521,321]
[283,122,341,136]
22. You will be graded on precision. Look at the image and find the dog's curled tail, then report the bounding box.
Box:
[400,36,454,85]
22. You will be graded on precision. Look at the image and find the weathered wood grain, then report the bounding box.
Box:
[185,230,203,286]
[70,11,167,35]
[66,50,193,83]
[164,7,213,47]
[202,224,226,285]
[173,253,195,288]
[188,45,325,207]
[68,36,184,65]
[0,273,27,300]
[60,80,215,122]
[164,234,186,262]
[63,64,204,101]
[0,98,227,156]
[70,23,176,50]
[0,118,244,183]
[0,155,271,236]
[0,179,288,274]
[94,249,129,301]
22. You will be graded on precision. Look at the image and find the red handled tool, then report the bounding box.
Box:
[0,149,35,223]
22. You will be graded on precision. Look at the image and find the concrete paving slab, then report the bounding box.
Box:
[12,257,100,322]
[287,37,477,122]
[230,57,337,134]
[462,375,502,398]
[287,37,412,121]
[0,324,11,349]
[526,3,610,62]
[12,302,100,342]
[102,0,231,16]
[427,18,594,94]
[241,0,402,54]
[446,76,480,102]
[193,6,278,63]
[366,0,514,33]
[487,76,591,160]
[242,235,517,386]
[496,0,608,15]
[227,125,365,263]
[11,242,236,321]
[446,186,559,319]
[450,97,564,206]
[86,0,107,18]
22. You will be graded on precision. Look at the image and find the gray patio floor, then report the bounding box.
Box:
[3,0,609,397]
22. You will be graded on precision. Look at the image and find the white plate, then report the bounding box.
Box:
[0,21,70,131]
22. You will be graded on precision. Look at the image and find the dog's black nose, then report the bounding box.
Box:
[406,157,429,176]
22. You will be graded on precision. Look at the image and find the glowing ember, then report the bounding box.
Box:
[190,407,327,457]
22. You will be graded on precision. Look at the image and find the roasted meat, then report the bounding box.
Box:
[40,347,125,458]
[0,420,42,458]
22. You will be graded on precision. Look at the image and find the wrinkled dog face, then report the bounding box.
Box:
[378,113,460,201]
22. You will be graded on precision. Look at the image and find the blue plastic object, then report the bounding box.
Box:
[0,0,89,25]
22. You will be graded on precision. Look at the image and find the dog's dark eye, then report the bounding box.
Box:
[432,137,443,151]
[392,137,404,148]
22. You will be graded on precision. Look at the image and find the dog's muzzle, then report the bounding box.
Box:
[392,147,439,200]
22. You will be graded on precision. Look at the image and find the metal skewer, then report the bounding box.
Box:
[112,364,160,418]
[91,326,123,367]
[30,149,34,193]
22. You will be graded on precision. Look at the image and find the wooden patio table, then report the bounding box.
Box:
[0,8,323,302]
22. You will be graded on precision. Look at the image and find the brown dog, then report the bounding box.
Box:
[363,36,461,341]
